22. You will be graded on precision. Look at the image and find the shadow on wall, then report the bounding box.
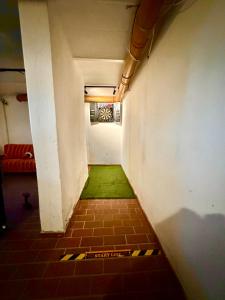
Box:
[156,208,225,300]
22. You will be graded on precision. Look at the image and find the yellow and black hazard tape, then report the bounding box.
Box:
[60,249,160,261]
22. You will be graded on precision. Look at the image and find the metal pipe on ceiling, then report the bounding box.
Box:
[115,0,165,102]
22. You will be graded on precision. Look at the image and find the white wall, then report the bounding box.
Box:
[19,0,64,232]
[19,0,88,231]
[48,2,88,226]
[122,0,225,299]
[85,103,122,164]
[0,96,32,153]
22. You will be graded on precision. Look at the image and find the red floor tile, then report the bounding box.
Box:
[123,219,142,226]
[35,249,64,262]
[20,222,41,230]
[2,230,30,240]
[75,259,103,275]
[39,232,64,239]
[32,238,58,250]
[64,228,73,237]
[84,221,103,228]
[78,203,96,210]
[114,226,134,235]
[44,261,75,277]
[126,234,149,244]
[104,257,131,273]
[138,242,158,250]
[95,214,114,222]
[104,235,126,246]
[1,175,185,299]
[91,245,115,251]
[64,246,91,254]
[134,226,152,234]
[22,278,60,299]
[57,276,91,297]
[74,215,95,222]
[104,220,122,227]
[69,221,84,229]
[123,272,150,292]
[119,208,136,214]
[113,213,130,220]
[91,274,123,295]
[104,208,119,214]
[0,264,18,280]
[81,236,103,247]
[55,237,80,248]
[75,209,87,215]
[129,256,159,272]
[9,250,39,264]
[13,263,47,279]
[147,232,158,242]
[72,228,93,237]
[127,203,139,208]
[0,279,27,300]
[114,244,139,250]
[93,227,114,236]
[146,270,177,291]
[3,240,34,251]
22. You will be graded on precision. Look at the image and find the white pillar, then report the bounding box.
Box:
[19,0,64,232]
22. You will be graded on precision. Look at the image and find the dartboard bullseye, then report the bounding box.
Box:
[98,107,113,122]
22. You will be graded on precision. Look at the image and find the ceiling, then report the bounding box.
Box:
[54,0,138,60]
[0,0,25,95]
[54,0,139,96]
[0,0,138,95]
[74,58,124,94]
[0,0,23,67]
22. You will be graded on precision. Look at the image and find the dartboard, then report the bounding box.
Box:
[98,107,113,122]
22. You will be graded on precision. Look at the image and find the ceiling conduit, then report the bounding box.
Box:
[115,0,165,102]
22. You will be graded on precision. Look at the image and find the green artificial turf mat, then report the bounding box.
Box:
[80,165,136,199]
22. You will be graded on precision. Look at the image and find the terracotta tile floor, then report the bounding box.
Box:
[0,175,186,299]
[68,199,159,250]
[0,198,186,299]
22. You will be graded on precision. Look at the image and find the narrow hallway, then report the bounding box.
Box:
[2,0,224,298]
[0,167,185,299]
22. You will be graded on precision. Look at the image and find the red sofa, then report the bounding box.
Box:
[1,144,36,173]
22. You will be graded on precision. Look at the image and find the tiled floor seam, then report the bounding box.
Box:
[0,264,174,280]
[17,280,29,300]
[0,193,185,299]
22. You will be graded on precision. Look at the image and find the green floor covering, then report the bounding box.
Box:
[80,165,136,199]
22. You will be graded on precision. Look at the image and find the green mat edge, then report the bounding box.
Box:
[80,165,136,200]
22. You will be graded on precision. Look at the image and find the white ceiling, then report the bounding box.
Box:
[74,58,124,86]
[54,0,138,95]
[54,0,138,60]
[1,0,137,95]
[0,1,25,95]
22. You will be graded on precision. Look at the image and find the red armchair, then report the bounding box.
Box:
[1,144,36,173]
